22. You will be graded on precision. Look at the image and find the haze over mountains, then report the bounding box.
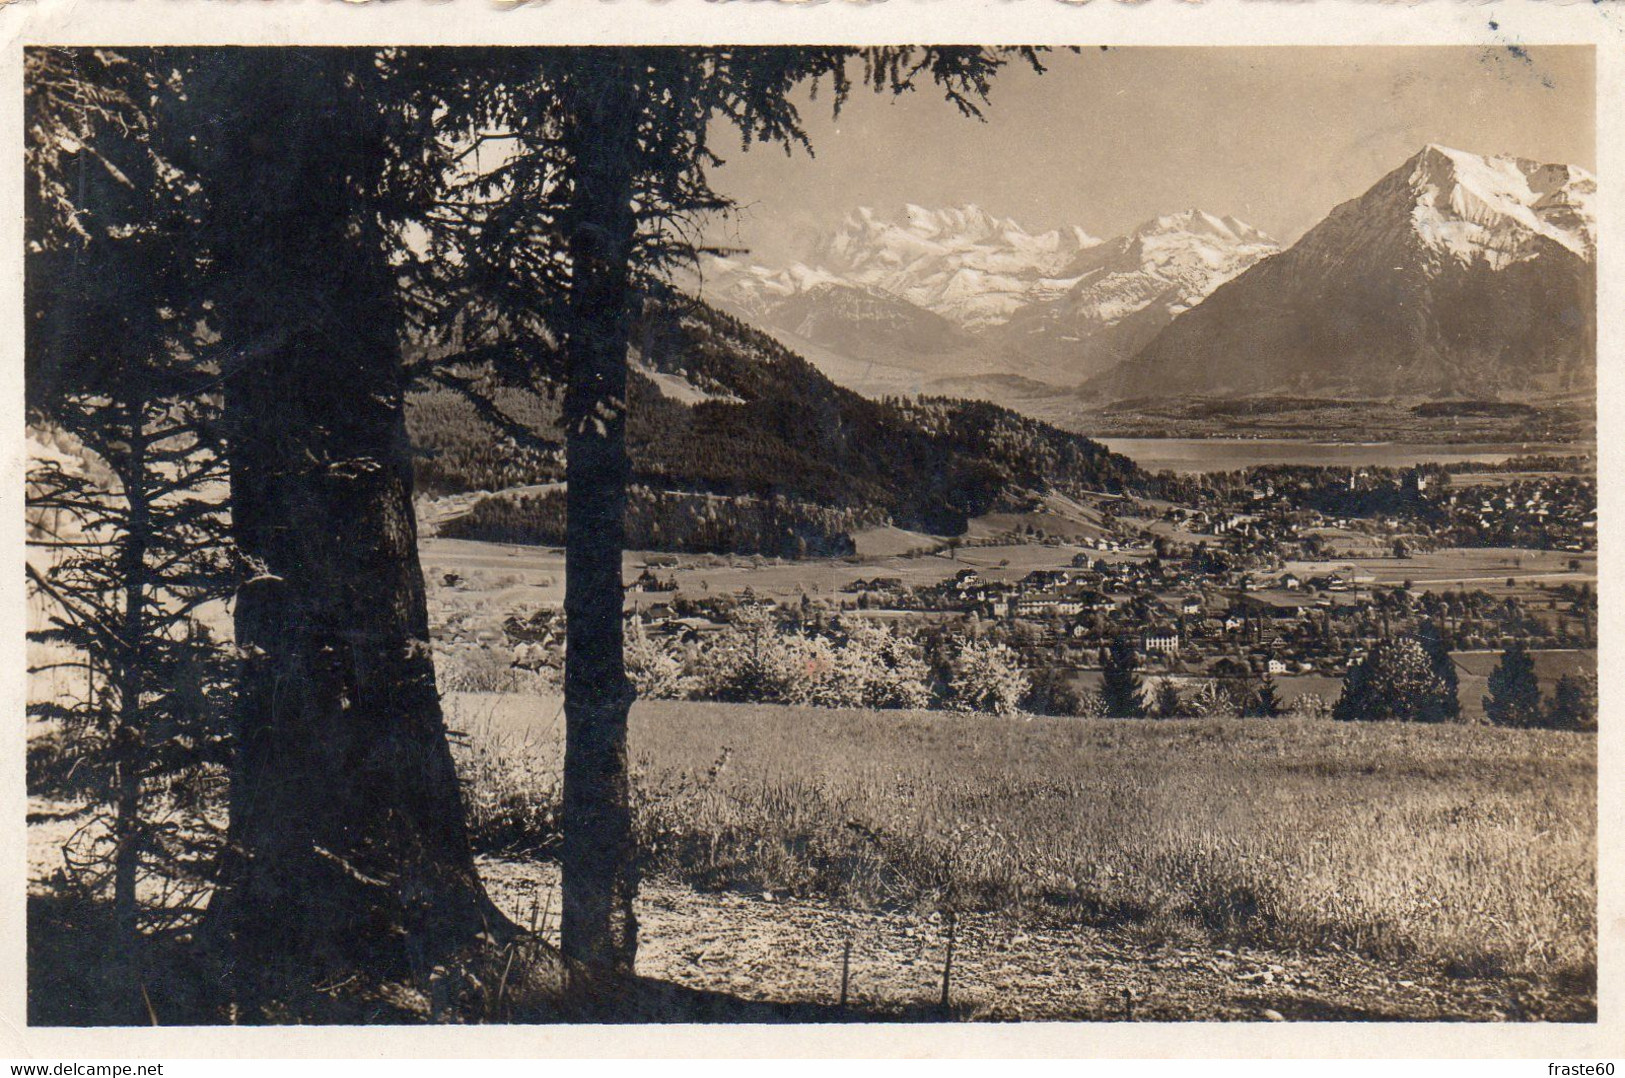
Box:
[989,211,1279,383]
[698,145,1596,409]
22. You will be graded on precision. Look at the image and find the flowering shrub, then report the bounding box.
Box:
[950,639,1030,716]
[1187,680,1238,719]
[625,619,691,700]
[1289,692,1331,720]
[689,611,936,710]
[839,619,934,710]
[1074,689,1109,719]
[436,644,557,694]
[779,632,861,708]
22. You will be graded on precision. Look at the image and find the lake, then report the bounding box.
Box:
[1098,437,1580,474]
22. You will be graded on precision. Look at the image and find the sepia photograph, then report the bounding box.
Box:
[16,29,1605,1040]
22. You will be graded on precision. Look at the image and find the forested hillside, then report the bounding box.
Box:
[412,298,1141,552]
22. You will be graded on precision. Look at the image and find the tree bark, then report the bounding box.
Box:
[558,53,642,984]
[199,51,514,994]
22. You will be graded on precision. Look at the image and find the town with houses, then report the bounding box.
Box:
[23,42,1606,1027]
[591,461,1598,704]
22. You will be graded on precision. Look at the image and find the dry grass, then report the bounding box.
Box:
[451,695,564,857]
[446,693,1595,988]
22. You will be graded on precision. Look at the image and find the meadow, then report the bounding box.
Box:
[419,534,1106,611]
[448,694,1596,994]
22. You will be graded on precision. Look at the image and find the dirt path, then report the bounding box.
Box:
[476,858,1589,1023]
[21,801,1588,1024]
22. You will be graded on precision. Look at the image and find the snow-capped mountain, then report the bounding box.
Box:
[1090,145,1597,401]
[808,204,1103,329]
[1406,144,1594,268]
[704,203,1101,332]
[987,210,1279,381]
[699,203,1278,395]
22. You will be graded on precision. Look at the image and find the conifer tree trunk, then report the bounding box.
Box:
[558,52,642,984]
[198,50,513,993]
[210,341,510,986]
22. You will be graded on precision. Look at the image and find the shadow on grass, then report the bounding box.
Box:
[30,891,1595,1025]
[29,891,236,1027]
[27,891,958,1026]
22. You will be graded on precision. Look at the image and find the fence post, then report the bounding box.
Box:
[839,938,852,1010]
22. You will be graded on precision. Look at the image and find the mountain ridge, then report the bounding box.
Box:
[700,202,1280,395]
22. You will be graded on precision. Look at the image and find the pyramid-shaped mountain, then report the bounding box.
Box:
[1089,145,1596,400]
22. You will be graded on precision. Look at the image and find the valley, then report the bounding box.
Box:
[1027,396,1595,446]
[22,42,1604,1033]
[697,145,1596,428]
[1094,437,1587,475]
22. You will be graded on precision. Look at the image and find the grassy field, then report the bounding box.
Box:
[448,694,1596,993]
[420,534,1106,611]
[1322,547,1596,590]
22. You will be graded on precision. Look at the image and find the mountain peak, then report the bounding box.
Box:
[1130,209,1273,247]
[1092,144,1595,402]
[849,202,1047,247]
[767,202,1116,330]
[1394,143,1596,264]
[1417,141,1469,161]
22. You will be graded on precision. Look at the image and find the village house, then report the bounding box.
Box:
[1013,591,1088,617]
[1238,591,1309,621]
[1141,626,1181,654]
[631,568,677,592]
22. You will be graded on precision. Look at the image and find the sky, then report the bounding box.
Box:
[702,46,1594,264]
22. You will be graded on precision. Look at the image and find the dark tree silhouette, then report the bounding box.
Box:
[1416,619,1461,723]
[24,48,235,1009]
[1022,666,1083,717]
[550,53,648,984]
[1245,670,1282,718]
[1484,642,1543,728]
[1100,635,1145,718]
[1545,674,1597,732]
[1152,677,1184,719]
